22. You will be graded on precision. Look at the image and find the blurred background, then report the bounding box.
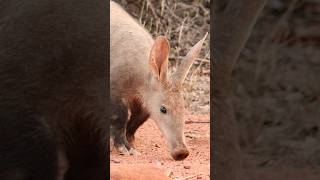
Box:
[233,0,320,175]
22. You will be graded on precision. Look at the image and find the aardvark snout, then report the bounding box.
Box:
[171,145,189,161]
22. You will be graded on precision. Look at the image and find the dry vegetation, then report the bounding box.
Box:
[113,0,210,114]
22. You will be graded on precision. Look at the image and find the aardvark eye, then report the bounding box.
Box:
[160,105,167,114]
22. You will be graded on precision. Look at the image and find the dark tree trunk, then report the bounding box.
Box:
[211,0,268,179]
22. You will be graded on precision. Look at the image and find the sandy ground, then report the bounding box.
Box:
[110,112,210,180]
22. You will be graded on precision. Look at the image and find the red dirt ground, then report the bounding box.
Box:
[110,112,210,180]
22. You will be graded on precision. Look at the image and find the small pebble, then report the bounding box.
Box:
[185,134,197,139]
[183,165,191,169]
[155,144,160,148]
[167,171,173,177]
[155,160,163,166]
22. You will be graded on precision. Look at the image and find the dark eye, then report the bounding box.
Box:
[160,106,167,114]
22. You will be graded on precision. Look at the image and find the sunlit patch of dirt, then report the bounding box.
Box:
[110,112,210,179]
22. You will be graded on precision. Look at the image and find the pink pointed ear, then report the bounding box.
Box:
[149,36,170,81]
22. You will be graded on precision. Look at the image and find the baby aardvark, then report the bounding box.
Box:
[110,1,207,160]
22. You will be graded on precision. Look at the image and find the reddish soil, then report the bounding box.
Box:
[110,112,210,180]
[111,164,170,180]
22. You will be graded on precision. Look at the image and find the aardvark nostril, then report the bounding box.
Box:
[171,148,189,161]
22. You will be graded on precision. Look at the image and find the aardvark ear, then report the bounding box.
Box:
[149,36,170,82]
[173,33,208,87]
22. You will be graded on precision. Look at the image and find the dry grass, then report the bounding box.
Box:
[113,0,210,114]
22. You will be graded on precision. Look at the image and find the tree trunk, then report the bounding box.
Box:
[211,1,268,179]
